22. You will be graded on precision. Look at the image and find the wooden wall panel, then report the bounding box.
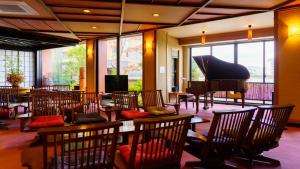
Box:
[179,27,274,45]
[275,7,300,124]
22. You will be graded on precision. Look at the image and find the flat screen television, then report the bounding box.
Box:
[105,75,128,93]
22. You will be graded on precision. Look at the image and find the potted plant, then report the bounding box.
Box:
[6,70,24,88]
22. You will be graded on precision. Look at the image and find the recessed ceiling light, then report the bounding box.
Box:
[83,9,91,14]
[152,13,160,17]
[91,26,97,29]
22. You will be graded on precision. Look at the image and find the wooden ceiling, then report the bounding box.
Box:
[0,0,297,41]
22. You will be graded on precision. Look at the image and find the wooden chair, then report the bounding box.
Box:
[185,107,256,169]
[115,114,193,169]
[60,91,106,124]
[239,104,294,168]
[26,93,65,130]
[112,91,150,120]
[21,121,122,169]
[141,90,179,116]
[0,87,19,118]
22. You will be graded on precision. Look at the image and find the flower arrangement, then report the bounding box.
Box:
[6,71,24,87]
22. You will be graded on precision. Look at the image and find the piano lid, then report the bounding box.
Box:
[193,55,250,80]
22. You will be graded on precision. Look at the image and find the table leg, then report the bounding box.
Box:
[195,95,199,114]
[19,119,26,132]
[191,123,196,131]
[104,111,112,122]
[185,96,188,110]
[174,104,180,115]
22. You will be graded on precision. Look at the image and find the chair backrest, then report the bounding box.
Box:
[128,114,193,169]
[203,107,256,160]
[245,104,294,149]
[31,93,62,116]
[38,121,122,169]
[112,91,139,110]
[80,92,100,114]
[141,90,165,110]
[0,87,19,103]
[59,92,100,122]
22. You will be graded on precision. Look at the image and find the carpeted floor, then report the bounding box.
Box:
[0,103,300,169]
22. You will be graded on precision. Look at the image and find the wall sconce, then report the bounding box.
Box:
[201,31,206,45]
[289,25,300,37]
[145,38,154,53]
[248,25,253,40]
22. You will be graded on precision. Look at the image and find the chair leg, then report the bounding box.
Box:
[253,154,281,166]
[186,160,239,169]
[235,153,280,168]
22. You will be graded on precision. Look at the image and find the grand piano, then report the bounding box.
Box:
[186,55,250,113]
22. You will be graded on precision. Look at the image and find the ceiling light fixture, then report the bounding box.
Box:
[83,9,91,14]
[152,13,160,17]
[91,26,97,29]
[248,25,253,40]
[201,31,206,45]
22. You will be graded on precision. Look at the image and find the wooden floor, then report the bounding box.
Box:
[1,103,300,169]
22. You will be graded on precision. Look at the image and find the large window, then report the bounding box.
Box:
[41,44,86,88]
[98,34,143,92]
[190,40,274,103]
[265,41,274,83]
[120,35,143,91]
[100,38,117,75]
[238,42,264,82]
[212,44,234,63]
[0,49,34,87]
[191,46,210,81]
[191,40,274,83]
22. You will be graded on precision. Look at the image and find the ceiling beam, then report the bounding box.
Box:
[37,0,80,40]
[47,4,121,11]
[270,0,296,10]
[0,16,175,26]
[182,11,264,26]
[0,19,21,31]
[177,0,184,5]
[178,0,214,26]
[54,12,121,17]
[119,0,126,35]
[205,5,269,11]
[196,12,231,16]
[22,29,118,34]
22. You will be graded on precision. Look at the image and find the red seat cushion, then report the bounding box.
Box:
[29,115,64,128]
[121,110,150,119]
[0,107,14,117]
[117,140,171,168]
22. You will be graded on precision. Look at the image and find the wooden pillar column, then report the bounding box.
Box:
[86,39,98,92]
[143,30,156,90]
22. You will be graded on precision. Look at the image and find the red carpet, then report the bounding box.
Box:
[1,103,300,169]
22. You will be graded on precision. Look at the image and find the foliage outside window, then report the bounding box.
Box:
[42,44,86,88]
[120,35,143,91]
[106,39,117,75]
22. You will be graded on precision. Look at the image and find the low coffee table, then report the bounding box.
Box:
[119,116,210,144]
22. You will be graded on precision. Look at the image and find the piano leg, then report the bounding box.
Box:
[210,92,214,107]
[241,92,245,108]
[203,93,209,110]
[195,95,199,113]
